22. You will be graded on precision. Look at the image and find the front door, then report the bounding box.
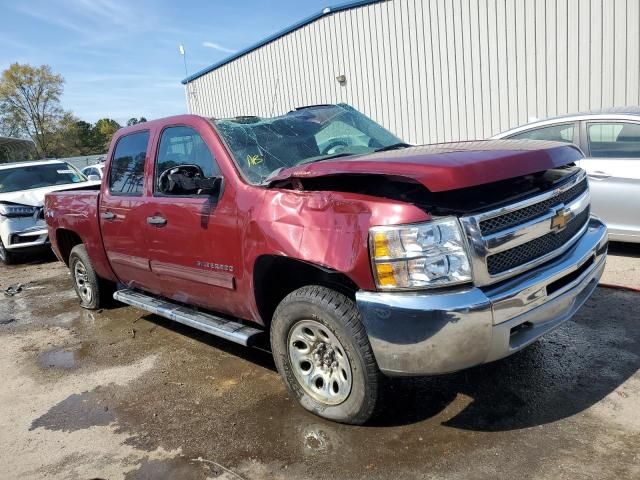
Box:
[143,125,241,314]
[580,121,640,241]
[100,130,158,292]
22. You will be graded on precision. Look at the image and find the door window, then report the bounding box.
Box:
[155,126,221,195]
[587,122,640,158]
[508,123,575,143]
[108,131,149,195]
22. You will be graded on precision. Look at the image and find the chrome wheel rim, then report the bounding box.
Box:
[73,260,92,303]
[288,319,352,405]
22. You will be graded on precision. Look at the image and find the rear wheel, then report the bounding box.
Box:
[271,285,381,424]
[0,238,17,265]
[69,244,112,309]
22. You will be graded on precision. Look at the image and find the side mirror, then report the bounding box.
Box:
[197,176,223,198]
[87,174,101,181]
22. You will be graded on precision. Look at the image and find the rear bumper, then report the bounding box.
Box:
[356,216,608,376]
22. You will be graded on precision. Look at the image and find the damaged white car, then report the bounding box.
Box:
[0,160,99,264]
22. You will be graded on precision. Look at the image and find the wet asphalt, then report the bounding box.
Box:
[0,244,639,479]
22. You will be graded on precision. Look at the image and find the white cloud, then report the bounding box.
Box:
[202,41,236,54]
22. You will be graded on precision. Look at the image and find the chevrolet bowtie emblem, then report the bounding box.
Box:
[550,207,571,232]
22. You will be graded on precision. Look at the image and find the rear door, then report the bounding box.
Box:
[580,120,640,240]
[143,124,242,313]
[99,130,158,292]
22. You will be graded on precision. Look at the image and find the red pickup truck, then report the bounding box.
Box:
[45,104,607,424]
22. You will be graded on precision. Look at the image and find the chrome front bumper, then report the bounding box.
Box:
[356,217,608,376]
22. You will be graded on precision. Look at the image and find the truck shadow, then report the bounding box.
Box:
[140,287,638,432]
[373,287,640,430]
[608,240,640,258]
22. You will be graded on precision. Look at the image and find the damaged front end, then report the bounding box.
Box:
[266,165,583,217]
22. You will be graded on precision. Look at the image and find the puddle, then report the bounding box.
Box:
[124,458,213,480]
[39,344,91,369]
[39,349,78,369]
[30,390,114,432]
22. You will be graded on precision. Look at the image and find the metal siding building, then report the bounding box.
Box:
[184,0,640,144]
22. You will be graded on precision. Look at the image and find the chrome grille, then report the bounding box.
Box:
[479,178,588,235]
[486,208,590,275]
[460,170,591,287]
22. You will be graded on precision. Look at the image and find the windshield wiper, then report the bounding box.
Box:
[374,142,412,152]
[296,152,357,166]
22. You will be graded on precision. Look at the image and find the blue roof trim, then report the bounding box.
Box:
[181,0,385,84]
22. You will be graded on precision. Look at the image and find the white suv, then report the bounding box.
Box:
[0,160,99,264]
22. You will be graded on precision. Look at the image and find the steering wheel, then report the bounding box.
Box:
[321,140,349,156]
[158,164,205,194]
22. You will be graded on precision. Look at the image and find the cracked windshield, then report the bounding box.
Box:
[212,103,405,184]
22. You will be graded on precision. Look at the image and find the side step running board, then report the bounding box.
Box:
[113,289,264,347]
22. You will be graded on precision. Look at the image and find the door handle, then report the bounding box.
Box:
[147,215,167,227]
[588,170,611,180]
[100,211,115,220]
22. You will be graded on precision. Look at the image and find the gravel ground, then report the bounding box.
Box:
[0,243,638,479]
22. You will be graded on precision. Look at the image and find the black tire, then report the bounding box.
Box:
[271,285,381,424]
[0,238,17,265]
[69,244,113,309]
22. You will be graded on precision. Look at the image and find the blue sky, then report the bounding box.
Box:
[0,0,332,125]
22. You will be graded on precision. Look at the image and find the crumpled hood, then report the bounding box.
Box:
[267,140,583,192]
[0,181,100,207]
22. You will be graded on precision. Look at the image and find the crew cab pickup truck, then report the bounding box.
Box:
[45,104,608,424]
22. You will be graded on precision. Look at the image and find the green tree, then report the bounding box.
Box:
[0,63,64,158]
[48,113,89,157]
[74,120,94,153]
[92,118,121,152]
[126,116,147,126]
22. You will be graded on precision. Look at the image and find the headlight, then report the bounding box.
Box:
[0,204,37,218]
[369,217,472,290]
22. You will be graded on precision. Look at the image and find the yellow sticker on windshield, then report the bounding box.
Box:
[247,154,263,167]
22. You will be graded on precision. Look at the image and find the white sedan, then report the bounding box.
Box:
[493,108,640,243]
[0,160,100,264]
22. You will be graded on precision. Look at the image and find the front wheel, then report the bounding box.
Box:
[271,285,381,424]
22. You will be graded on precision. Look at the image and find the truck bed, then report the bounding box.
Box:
[45,189,116,282]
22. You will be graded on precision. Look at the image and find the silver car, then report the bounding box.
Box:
[493,107,640,243]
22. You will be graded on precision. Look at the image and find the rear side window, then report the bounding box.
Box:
[587,122,640,158]
[108,131,149,195]
[508,123,575,143]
